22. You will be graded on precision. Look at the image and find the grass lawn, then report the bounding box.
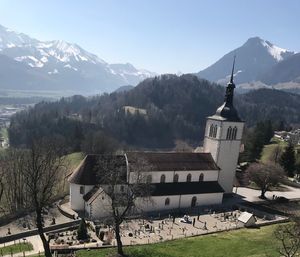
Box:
[0,242,33,255]
[260,138,300,164]
[65,152,84,170]
[77,224,282,257]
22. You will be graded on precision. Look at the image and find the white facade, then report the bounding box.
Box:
[69,183,94,211]
[203,118,244,193]
[86,192,223,219]
[129,169,219,184]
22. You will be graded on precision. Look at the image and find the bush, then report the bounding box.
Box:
[77,218,89,240]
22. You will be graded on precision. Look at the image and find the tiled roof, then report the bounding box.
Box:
[68,154,127,185]
[83,185,100,201]
[126,152,219,171]
[69,152,219,186]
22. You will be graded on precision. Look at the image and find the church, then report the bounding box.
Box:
[68,61,244,220]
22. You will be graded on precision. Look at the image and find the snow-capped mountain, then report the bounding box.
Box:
[0,24,156,93]
[197,37,295,85]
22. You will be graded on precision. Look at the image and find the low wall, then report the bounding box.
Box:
[0,220,81,244]
[57,200,77,220]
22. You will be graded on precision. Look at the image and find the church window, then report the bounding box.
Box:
[120,185,124,192]
[209,124,218,138]
[199,173,204,181]
[226,126,232,140]
[209,124,214,137]
[160,174,166,183]
[213,125,218,137]
[165,198,170,206]
[146,175,152,184]
[173,174,179,183]
[226,126,237,140]
[232,126,237,140]
[191,196,197,207]
[80,186,84,195]
[187,173,192,182]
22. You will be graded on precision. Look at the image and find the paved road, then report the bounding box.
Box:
[233,185,300,202]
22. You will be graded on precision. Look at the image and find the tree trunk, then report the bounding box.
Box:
[36,209,52,257]
[115,219,124,256]
[260,189,266,199]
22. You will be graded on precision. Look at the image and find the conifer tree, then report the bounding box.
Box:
[280,143,296,177]
[77,218,88,240]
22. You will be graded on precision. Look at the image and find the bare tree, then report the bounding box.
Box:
[246,162,284,199]
[274,220,300,257]
[0,149,28,214]
[96,154,153,256]
[22,138,66,257]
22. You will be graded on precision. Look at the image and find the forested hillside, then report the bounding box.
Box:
[8,74,300,151]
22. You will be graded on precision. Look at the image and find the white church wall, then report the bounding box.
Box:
[135,195,180,212]
[173,170,218,182]
[135,193,223,213]
[217,140,242,193]
[203,119,244,193]
[84,191,223,220]
[88,189,113,220]
[128,170,218,184]
[70,183,94,211]
[179,193,223,208]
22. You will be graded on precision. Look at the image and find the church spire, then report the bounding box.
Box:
[224,56,236,106]
[213,55,241,122]
[230,55,236,84]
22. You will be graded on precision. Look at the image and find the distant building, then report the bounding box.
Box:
[274,129,300,145]
[123,106,147,116]
[68,61,245,220]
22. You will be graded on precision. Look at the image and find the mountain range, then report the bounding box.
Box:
[0,24,155,94]
[196,37,300,95]
[1,24,300,95]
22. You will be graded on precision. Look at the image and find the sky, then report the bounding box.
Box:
[0,0,299,74]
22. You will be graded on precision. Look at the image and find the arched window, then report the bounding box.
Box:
[191,196,197,208]
[226,126,232,140]
[160,174,166,183]
[232,126,237,140]
[80,186,85,195]
[213,125,218,138]
[173,174,179,183]
[199,173,204,182]
[187,173,192,182]
[146,175,152,184]
[209,124,214,137]
[209,124,218,138]
[165,198,170,206]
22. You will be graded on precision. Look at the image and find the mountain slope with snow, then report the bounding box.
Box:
[259,52,300,84]
[197,37,295,85]
[0,24,156,93]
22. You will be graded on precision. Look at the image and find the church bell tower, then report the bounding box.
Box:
[203,57,244,193]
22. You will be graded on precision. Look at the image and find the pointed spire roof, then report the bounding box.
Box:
[230,55,236,84]
[211,56,242,122]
